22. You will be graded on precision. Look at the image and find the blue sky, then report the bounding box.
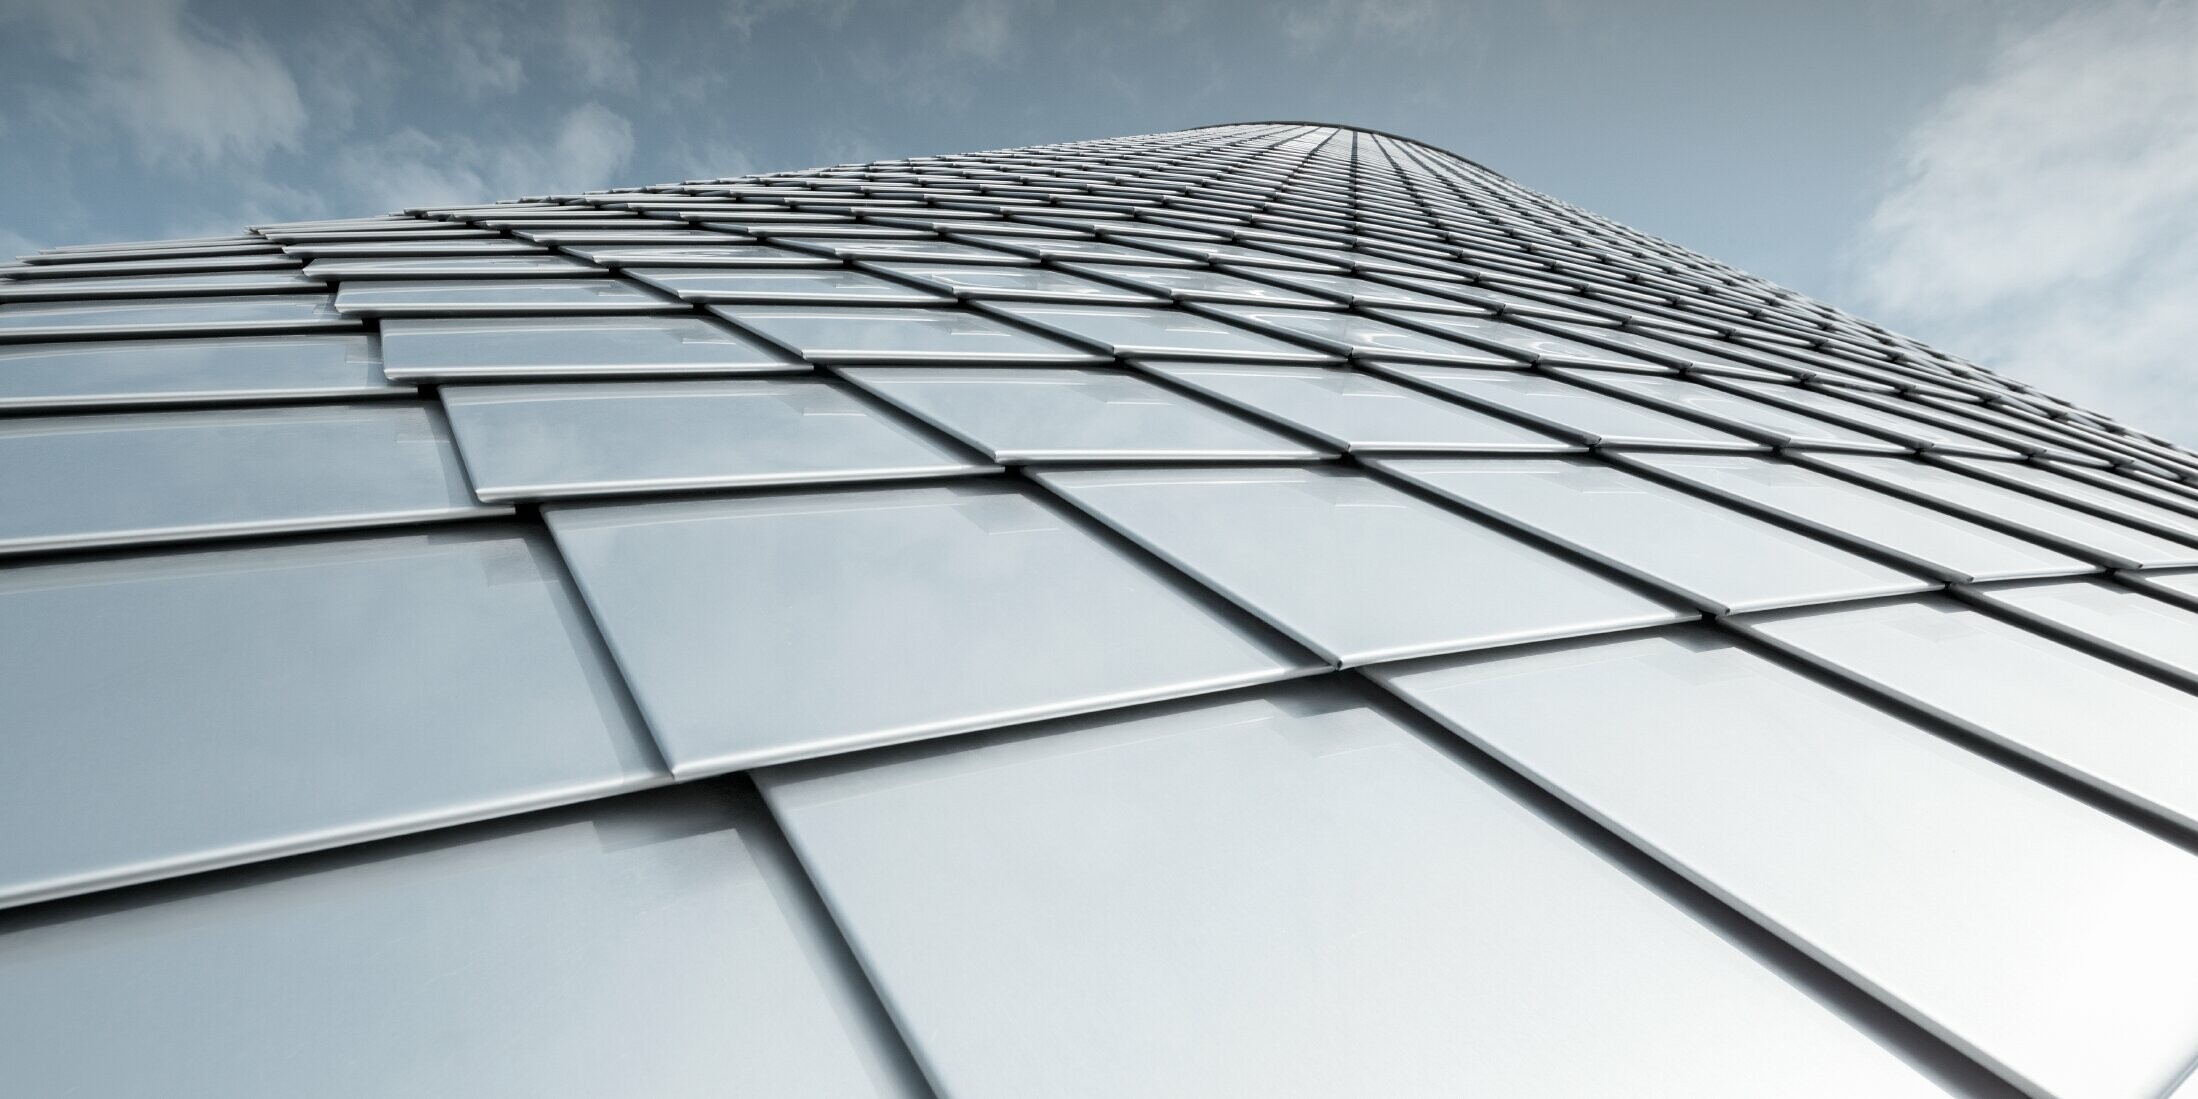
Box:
[4,0,2193,435]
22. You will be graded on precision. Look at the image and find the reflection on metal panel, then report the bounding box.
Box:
[0,402,500,555]
[1373,627,2198,1099]
[0,785,927,1098]
[762,683,1956,1099]
[546,481,1316,775]
[0,526,661,908]
[442,379,994,500]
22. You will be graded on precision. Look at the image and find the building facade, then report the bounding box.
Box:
[3,124,2196,1098]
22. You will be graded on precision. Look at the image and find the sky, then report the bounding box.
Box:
[2,0,2193,435]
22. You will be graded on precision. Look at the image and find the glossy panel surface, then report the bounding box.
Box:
[0,334,397,410]
[380,314,798,380]
[630,267,948,304]
[1978,575,2198,676]
[1741,594,2198,832]
[1806,452,2198,568]
[837,366,1326,462]
[863,262,1162,303]
[0,294,355,340]
[546,482,1314,774]
[1372,362,1760,448]
[0,527,661,907]
[1622,452,2092,582]
[0,402,498,555]
[0,786,924,1099]
[1034,466,1685,663]
[442,379,993,500]
[716,304,1106,364]
[1563,369,1908,451]
[1203,303,1518,364]
[334,279,677,315]
[1377,457,1932,613]
[1140,361,1580,452]
[1373,627,2198,1099]
[986,302,1339,362]
[762,683,1955,1099]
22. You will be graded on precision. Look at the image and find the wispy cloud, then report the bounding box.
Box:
[9,0,306,166]
[336,104,637,212]
[1846,0,2198,437]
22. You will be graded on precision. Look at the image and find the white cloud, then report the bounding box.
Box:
[1846,0,2198,438]
[11,0,306,167]
[561,3,637,92]
[338,104,636,212]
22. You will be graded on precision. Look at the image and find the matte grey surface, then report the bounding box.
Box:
[546,481,1315,775]
[1034,465,1686,664]
[985,302,1339,362]
[1372,362,1762,449]
[0,785,926,1099]
[1619,452,2093,582]
[1372,627,2198,1099]
[1805,452,2198,568]
[0,526,662,908]
[837,366,1327,462]
[1739,594,2198,833]
[0,334,398,410]
[0,401,499,555]
[762,683,1957,1099]
[1376,457,1934,613]
[1139,361,1582,452]
[717,304,1107,364]
[441,378,994,500]
[334,279,678,316]
[381,314,799,380]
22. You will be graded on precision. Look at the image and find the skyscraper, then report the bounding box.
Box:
[3,122,2196,1098]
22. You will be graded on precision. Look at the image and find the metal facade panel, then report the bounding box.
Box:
[761,683,1957,1099]
[442,378,994,500]
[546,481,1316,775]
[0,527,662,908]
[1373,628,2198,1099]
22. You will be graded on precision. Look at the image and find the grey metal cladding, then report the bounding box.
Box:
[0,783,927,1098]
[716,303,1108,364]
[1137,360,1582,453]
[11,121,2198,1099]
[759,681,1957,1099]
[1032,465,1688,664]
[0,401,501,555]
[1734,593,2198,833]
[1370,627,2198,1099]
[0,526,663,909]
[0,333,400,410]
[440,378,996,501]
[379,314,800,380]
[835,366,1330,462]
[1375,457,1934,613]
[545,480,1317,776]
